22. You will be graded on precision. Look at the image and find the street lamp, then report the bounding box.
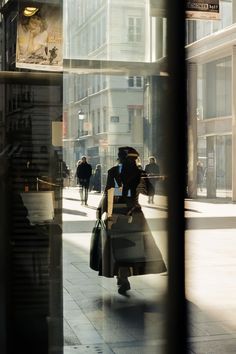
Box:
[78,109,85,120]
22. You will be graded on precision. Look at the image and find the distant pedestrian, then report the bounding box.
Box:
[144,156,160,204]
[76,156,92,205]
[197,160,204,192]
[75,160,81,184]
[62,161,70,188]
[136,157,143,170]
[92,164,102,193]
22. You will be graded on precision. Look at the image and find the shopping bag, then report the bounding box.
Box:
[89,220,102,271]
[111,231,145,263]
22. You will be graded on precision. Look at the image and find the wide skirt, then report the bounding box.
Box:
[97,203,167,278]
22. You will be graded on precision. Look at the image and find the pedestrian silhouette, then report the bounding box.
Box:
[91,164,102,193]
[92,146,167,296]
[76,156,92,205]
[197,160,204,192]
[144,156,160,204]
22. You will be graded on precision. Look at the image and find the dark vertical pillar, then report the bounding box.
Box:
[0,158,8,354]
[166,0,187,353]
[151,75,168,179]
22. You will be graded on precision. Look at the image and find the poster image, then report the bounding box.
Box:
[16,5,62,71]
[186,0,220,20]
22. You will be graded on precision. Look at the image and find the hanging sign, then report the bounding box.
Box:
[16,4,62,71]
[186,1,220,20]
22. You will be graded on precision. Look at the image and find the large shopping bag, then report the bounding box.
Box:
[89,220,103,271]
[111,231,145,263]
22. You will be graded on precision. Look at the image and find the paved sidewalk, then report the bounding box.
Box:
[63,188,236,354]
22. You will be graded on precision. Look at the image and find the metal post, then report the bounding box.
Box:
[166,1,187,353]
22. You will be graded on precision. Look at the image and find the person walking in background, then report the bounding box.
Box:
[144,156,160,204]
[75,160,81,184]
[136,156,143,170]
[76,156,92,205]
[197,160,204,192]
[62,161,70,188]
[92,164,102,193]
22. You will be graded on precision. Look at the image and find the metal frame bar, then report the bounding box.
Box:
[166,1,187,353]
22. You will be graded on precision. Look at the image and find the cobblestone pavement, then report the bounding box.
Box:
[63,187,236,354]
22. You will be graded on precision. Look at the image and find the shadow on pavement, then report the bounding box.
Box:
[62,208,87,216]
[64,197,81,202]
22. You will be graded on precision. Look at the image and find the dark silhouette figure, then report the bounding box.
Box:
[76,156,92,205]
[144,156,160,204]
[197,160,204,192]
[0,153,54,353]
[92,164,102,193]
[62,161,70,188]
[93,146,167,296]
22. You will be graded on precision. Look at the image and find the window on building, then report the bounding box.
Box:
[136,76,142,87]
[110,116,119,123]
[128,76,143,88]
[128,108,142,133]
[128,17,142,42]
[200,56,232,119]
[128,76,134,87]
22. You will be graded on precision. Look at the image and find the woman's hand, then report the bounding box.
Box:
[96,208,102,220]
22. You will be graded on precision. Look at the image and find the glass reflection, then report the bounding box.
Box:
[63,0,168,352]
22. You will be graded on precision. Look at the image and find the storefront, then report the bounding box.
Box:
[187,21,236,200]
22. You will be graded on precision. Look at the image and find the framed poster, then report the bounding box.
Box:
[16,4,62,71]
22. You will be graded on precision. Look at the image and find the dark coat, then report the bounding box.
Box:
[93,162,167,278]
[144,162,160,176]
[76,162,92,180]
[144,162,160,191]
[92,167,102,192]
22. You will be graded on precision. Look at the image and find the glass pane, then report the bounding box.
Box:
[0,1,63,352]
[63,1,168,353]
[186,2,236,354]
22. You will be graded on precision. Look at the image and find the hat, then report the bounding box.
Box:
[118,146,139,161]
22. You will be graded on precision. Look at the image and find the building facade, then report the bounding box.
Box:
[63,0,165,180]
[187,0,236,200]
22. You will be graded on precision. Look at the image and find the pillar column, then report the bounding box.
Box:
[232,46,236,201]
[187,62,198,198]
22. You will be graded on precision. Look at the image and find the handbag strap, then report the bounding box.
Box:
[96,219,102,227]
